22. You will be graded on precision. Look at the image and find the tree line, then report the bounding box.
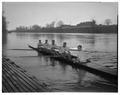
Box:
[15,19,117,32]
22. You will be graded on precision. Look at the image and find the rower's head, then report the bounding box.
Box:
[77,45,82,51]
[39,40,41,43]
[63,42,67,47]
[45,40,48,44]
[52,40,55,45]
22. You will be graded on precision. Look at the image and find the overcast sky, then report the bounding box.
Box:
[3,2,118,30]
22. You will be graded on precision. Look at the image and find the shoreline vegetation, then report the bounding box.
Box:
[8,20,118,33]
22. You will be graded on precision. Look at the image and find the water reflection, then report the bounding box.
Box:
[16,33,30,39]
[71,67,87,84]
[50,59,56,67]
[37,51,87,83]
[58,62,68,74]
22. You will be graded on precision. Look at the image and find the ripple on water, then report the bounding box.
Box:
[88,51,117,70]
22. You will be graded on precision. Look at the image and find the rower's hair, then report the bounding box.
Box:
[52,40,55,45]
[45,40,48,43]
[77,45,82,50]
[39,40,41,43]
[63,42,67,47]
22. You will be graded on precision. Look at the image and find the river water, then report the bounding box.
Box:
[3,32,117,92]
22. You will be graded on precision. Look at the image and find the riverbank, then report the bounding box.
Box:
[9,25,118,33]
[2,57,51,92]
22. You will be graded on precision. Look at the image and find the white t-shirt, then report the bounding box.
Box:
[43,43,51,49]
[38,43,43,48]
[51,44,58,49]
[59,47,70,54]
[77,51,87,62]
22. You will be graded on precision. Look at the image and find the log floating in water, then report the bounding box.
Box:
[2,57,51,92]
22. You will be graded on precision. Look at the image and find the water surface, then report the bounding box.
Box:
[3,32,117,92]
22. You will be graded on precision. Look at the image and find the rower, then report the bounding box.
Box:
[59,42,71,59]
[61,42,71,54]
[51,40,58,50]
[50,40,60,56]
[43,40,50,49]
[44,40,48,45]
[37,40,43,48]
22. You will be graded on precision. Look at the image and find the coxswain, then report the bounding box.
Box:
[76,45,88,62]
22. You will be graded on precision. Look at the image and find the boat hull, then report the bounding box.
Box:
[28,45,88,65]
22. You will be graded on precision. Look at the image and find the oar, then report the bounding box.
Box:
[8,48,80,51]
[70,49,79,51]
[7,49,33,51]
[9,44,84,52]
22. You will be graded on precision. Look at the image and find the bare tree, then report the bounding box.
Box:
[2,11,7,32]
[2,11,8,45]
[50,21,55,28]
[56,20,64,27]
[32,25,41,30]
[45,21,55,28]
[104,19,112,25]
[92,19,96,25]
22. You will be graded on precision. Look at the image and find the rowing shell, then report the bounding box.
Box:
[28,45,90,66]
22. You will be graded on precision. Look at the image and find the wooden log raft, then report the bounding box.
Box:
[2,57,51,92]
